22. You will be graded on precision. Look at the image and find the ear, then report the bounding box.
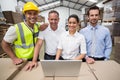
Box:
[78,22,80,25]
[48,18,49,21]
[86,16,89,21]
[87,15,89,20]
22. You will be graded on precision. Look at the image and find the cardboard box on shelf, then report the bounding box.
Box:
[114,43,120,63]
[0,24,10,35]
[114,36,120,45]
[0,24,10,55]
[0,35,4,55]
[113,23,120,36]
[0,12,6,24]
[2,11,23,24]
[112,0,120,7]
[37,15,45,22]
[112,6,120,12]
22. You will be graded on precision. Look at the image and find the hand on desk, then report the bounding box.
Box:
[12,57,23,65]
[24,61,38,71]
[86,57,95,64]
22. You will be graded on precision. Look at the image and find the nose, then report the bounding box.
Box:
[70,23,74,26]
[68,23,74,28]
[93,15,96,18]
[31,14,36,17]
[51,20,56,23]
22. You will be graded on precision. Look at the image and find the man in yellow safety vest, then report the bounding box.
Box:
[1,2,48,65]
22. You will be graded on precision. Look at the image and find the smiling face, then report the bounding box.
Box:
[25,10,38,27]
[68,17,79,32]
[48,12,59,30]
[88,9,100,27]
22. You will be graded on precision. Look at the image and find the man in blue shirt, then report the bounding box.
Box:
[80,6,112,64]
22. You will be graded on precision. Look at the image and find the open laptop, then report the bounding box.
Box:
[40,60,82,77]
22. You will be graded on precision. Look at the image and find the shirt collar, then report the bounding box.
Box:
[48,25,59,31]
[87,23,99,30]
[48,26,52,31]
[66,31,78,37]
[23,21,33,32]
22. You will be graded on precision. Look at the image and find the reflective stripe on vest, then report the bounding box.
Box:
[15,23,34,49]
[14,22,40,59]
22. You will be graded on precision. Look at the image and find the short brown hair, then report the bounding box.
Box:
[48,10,59,17]
[87,6,100,16]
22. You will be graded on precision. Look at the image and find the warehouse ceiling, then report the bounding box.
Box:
[17,0,105,12]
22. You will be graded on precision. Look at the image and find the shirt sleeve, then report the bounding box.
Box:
[38,31,44,40]
[104,29,112,59]
[57,34,63,49]
[79,29,83,34]
[80,34,87,54]
[3,26,17,43]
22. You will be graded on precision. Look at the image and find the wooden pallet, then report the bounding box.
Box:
[0,25,10,35]
[0,53,8,58]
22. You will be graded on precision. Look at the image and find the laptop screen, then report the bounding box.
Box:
[41,60,82,77]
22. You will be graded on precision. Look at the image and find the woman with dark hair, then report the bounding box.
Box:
[55,14,86,60]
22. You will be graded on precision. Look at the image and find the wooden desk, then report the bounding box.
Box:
[13,62,95,80]
[13,62,53,80]
[0,58,120,80]
[0,58,52,80]
[0,58,20,80]
[78,63,96,80]
[0,58,95,80]
[88,60,120,80]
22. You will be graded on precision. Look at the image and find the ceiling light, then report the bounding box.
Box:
[39,1,60,10]
[96,3,104,8]
[89,0,98,3]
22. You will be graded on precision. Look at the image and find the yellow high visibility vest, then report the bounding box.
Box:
[13,22,40,59]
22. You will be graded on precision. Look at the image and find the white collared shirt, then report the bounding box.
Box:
[38,25,65,55]
[57,31,86,59]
